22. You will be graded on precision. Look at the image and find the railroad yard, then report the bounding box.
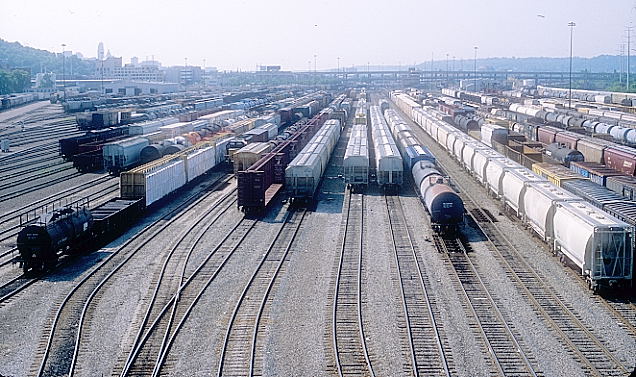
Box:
[1,87,636,377]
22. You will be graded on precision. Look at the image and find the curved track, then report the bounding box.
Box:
[34,175,235,377]
[217,208,307,376]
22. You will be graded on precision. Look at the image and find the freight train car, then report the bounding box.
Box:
[370,105,403,189]
[343,124,369,191]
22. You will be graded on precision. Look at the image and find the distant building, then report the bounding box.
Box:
[130,56,139,66]
[97,42,104,60]
[113,65,163,81]
[96,56,123,78]
[259,65,281,72]
[163,66,203,84]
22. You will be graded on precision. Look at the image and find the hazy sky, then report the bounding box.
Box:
[1,0,635,71]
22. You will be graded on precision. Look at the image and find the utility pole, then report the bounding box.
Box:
[100,58,104,95]
[61,43,66,101]
[474,46,478,90]
[628,26,633,91]
[568,21,576,109]
[446,53,449,86]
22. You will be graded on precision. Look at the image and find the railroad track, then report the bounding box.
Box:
[119,217,257,377]
[0,155,62,175]
[217,208,307,377]
[0,143,59,164]
[465,203,633,377]
[110,188,238,376]
[0,274,38,305]
[331,190,374,377]
[33,175,237,377]
[0,170,83,202]
[435,235,541,377]
[1,164,75,189]
[384,195,453,377]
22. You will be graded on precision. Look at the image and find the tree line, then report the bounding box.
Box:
[0,69,30,94]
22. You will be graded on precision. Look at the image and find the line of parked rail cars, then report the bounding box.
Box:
[369,105,403,189]
[18,134,233,274]
[441,88,500,106]
[538,85,636,107]
[383,107,464,233]
[286,119,342,202]
[237,96,346,213]
[392,91,633,291]
[499,106,636,176]
[1,92,50,110]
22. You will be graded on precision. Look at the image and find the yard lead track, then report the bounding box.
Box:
[120,216,257,376]
[217,208,307,377]
[112,189,238,376]
[332,191,374,377]
[384,195,453,377]
[0,274,38,305]
[34,174,235,377]
[435,235,541,377]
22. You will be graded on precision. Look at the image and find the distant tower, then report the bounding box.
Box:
[97,42,104,60]
[106,49,112,58]
[131,56,139,66]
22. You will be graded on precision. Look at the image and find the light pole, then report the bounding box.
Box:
[61,43,66,101]
[568,21,576,108]
[473,46,478,85]
[446,53,449,86]
[313,54,317,88]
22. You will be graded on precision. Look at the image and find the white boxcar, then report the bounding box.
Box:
[553,201,633,288]
[370,106,403,187]
[286,120,341,200]
[480,123,508,147]
[343,124,369,187]
[471,149,506,184]
[128,117,178,135]
[501,168,547,216]
[522,182,583,241]
[485,159,524,196]
[103,136,150,173]
[145,159,187,206]
[182,144,216,182]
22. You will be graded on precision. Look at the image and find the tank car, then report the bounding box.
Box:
[412,161,464,233]
[17,207,93,273]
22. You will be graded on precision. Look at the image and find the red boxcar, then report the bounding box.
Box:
[537,125,561,145]
[554,131,581,149]
[604,146,636,175]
